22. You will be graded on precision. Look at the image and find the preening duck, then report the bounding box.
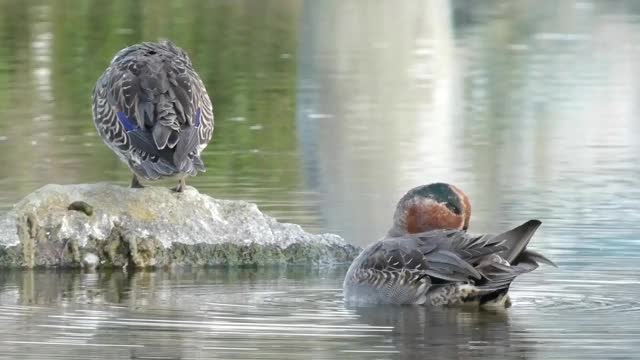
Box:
[343,183,556,308]
[92,40,214,192]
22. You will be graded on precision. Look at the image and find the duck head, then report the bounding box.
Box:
[388,182,471,236]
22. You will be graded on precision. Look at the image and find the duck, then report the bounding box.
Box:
[343,182,556,308]
[91,40,214,192]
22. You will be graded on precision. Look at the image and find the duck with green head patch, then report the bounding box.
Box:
[343,183,556,308]
[389,182,471,236]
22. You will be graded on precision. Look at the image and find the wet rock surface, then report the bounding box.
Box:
[0,183,360,269]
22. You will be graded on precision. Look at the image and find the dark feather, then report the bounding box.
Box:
[167,131,179,149]
[422,250,482,281]
[152,123,172,150]
[127,130,174,165]
[492,219,542,263]
[173,126,200,173]
[517,249,558,267]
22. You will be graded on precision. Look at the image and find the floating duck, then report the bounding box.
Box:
[92,40,214,192]
[343,183,555,308]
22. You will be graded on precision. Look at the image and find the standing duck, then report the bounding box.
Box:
[91,40,214,192]
[343,183,556,308]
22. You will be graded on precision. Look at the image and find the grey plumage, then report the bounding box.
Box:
[343,220,556,307]
[91,40,214,189]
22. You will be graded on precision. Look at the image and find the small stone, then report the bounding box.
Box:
[68,201,93,216]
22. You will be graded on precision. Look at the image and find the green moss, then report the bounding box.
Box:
[128,237,164,267]
[101,231,129,267]
[68,201,94,216]
[0,246,22,267]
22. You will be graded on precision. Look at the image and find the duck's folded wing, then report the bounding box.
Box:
[346,231,506,305]
[92,66,133,152]
[92,71,178,179]
[419,230,506,263]
[352,232,496,285]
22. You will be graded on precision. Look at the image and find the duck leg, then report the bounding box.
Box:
[130,174,145,189]
[173,178,186,192]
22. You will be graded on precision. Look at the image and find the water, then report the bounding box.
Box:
[0,268,638,359]
[1,0,640,358]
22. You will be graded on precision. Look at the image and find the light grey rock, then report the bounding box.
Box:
[0,183,361,268]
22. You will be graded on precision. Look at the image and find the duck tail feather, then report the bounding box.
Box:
[173,126,200,173]
[492,220,542,264]
[152,124,172,150]
[518,249,558,268]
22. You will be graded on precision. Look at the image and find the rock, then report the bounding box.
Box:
[0,183,361,269]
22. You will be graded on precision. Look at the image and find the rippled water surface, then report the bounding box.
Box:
[1,0,640,359]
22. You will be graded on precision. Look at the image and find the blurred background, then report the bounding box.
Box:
[1,1,640,358]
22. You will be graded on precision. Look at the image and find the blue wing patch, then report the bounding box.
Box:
[116,111,138,132]
[194,108,201,128]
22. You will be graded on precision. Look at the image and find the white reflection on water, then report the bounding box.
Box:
[297,0,461,245]
[297,0,640,250]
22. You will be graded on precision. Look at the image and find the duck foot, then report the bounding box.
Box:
[172,178,186,192]
[130,175,144,189]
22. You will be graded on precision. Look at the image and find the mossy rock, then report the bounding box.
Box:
[0,183,361,269]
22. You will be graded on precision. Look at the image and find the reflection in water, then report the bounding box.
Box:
[297,0,640,250]
[353,305,532,359]
[297,0,460,243]
[1,268,638,359]
[0,269,395,360]
[1,0,640,359]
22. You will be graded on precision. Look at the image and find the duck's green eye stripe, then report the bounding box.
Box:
[445,202,461,215]
[413,183,463,215]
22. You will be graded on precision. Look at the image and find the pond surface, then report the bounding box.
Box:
[0,267,639,360]
[1,0,640,359]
